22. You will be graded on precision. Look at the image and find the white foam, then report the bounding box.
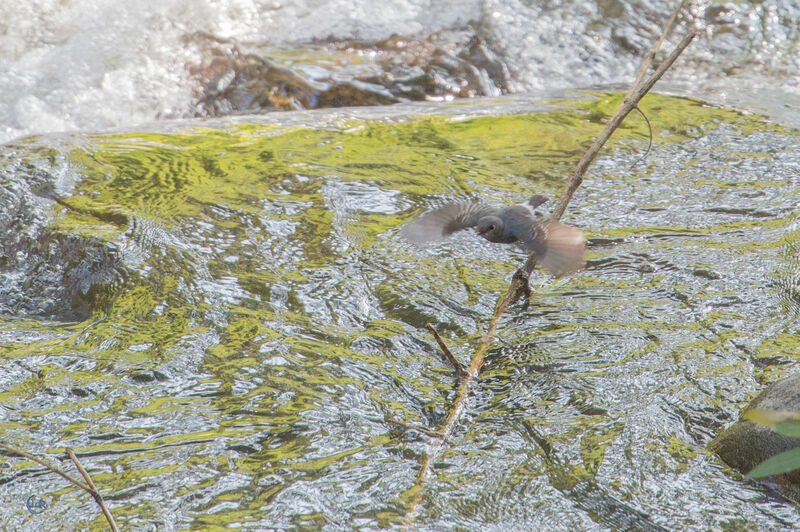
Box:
[0,0,482,144]
[2,0,799,144]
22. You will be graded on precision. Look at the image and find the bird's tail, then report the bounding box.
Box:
[538,221,586,277]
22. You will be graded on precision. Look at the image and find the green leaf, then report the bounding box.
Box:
[776,421,800,439]
[746,447,800,478]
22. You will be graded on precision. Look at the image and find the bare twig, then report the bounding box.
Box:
[635,32,697,98]
[386,417,445,439]
[425,323,467,381]
[551,31,696,223]
[0,443,91,492]
[403,277,522,526]
[402,6,696,527]
[66,448,120,532]
[0,444,119,531]
[628,106,653,169]
[625,0,687,102]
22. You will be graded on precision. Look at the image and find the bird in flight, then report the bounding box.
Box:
[401,195,585,277]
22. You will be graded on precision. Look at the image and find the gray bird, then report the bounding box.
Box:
[401,195,585,277]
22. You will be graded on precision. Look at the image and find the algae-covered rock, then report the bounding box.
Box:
[0,150,127,320]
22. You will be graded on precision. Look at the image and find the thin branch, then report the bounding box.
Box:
[0,444,119,531]
[551,0,688,223]
[629,106,653,169]
[425,323,467,381]
[403,275,521,526]
[386,418,445,439]
[66,448,120,532]
[0,443,91,492]
[636,32,697,99]
[406,301,525,527]
[550,31,695,223]
[625,0,687,101]
[402,6,697,527]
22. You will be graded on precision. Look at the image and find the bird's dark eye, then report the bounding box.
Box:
[489,224,495,231]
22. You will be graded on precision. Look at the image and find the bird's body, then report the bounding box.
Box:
[401,196,585,277]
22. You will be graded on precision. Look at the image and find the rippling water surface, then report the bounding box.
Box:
[1,93,799,529]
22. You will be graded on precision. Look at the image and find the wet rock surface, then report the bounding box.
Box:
[0,155,126,321]
[189,28,509,116]
[711,373,800,502]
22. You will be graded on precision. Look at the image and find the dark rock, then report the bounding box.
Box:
[710,372,800,501]
[188,28,509,117]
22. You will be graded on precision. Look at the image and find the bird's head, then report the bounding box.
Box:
[476,215,505,242]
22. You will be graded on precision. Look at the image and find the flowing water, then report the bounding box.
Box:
[1,92,799,530]
[2,0,799,143]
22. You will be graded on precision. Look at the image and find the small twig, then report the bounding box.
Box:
[625,0,687,100]
[403,293,507,527]
[402,6,697,527]
[0,444,119,531]
[634,32,698,101]
[386,418,445,439]
[425,323,467,381]
[550,31,695,223]
[66,448,120,532]
[628,106,653,169]
[0,443,91,492]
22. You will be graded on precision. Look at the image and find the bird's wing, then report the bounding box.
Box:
[401,202,495,243]
[517,220,585,277]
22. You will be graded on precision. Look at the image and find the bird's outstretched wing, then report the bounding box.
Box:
[517,220,585,277]
[401,202,495,243]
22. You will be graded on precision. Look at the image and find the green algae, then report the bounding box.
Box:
[2,92,800,530]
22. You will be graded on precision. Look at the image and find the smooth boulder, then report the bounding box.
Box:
[711,372,800,501]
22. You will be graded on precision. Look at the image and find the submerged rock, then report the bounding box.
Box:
[0,154,127,321]
[710,373,800,502]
